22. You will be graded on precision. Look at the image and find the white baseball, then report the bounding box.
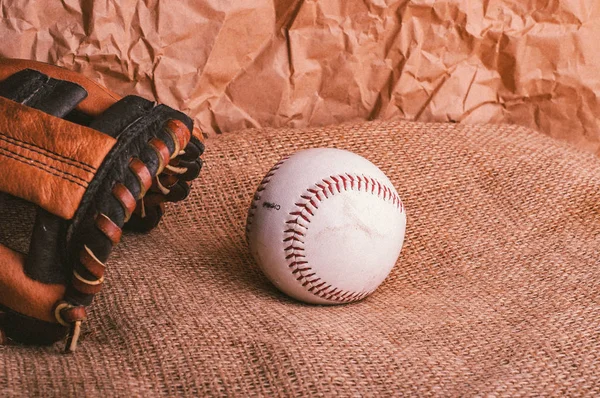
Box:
[246,148,407,305]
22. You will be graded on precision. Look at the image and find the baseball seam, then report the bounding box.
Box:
[285,173,404,303]
[245,155,290,243]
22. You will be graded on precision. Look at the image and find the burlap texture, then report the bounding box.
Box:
[1,121,599,396]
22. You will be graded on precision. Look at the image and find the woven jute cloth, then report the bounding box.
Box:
[1,121,599,396]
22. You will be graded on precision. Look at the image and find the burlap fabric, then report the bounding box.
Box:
[1,121,599,396]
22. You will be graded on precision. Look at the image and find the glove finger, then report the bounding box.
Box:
[165,181,192,202]
[171,158,202,181]
[179,138,205,161]
[124,201,165,233]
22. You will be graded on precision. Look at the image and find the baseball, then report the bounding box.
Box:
[246,148,407,305]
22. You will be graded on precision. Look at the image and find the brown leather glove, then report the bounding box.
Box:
[0,59,204,352]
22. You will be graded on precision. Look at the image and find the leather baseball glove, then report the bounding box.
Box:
[0,59,204,352]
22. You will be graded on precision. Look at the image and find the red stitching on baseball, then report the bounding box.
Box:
[291,266,310,273]
[289,261,308,268]
[284,245,304,251]
[286,253,305,260]
[284,173,404,303]
[339,175,348,190]
[316,284,331,294]
[295,203,315,216]
[284,229,304,236]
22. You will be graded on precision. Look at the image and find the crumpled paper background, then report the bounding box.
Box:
[1,0,599,155]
